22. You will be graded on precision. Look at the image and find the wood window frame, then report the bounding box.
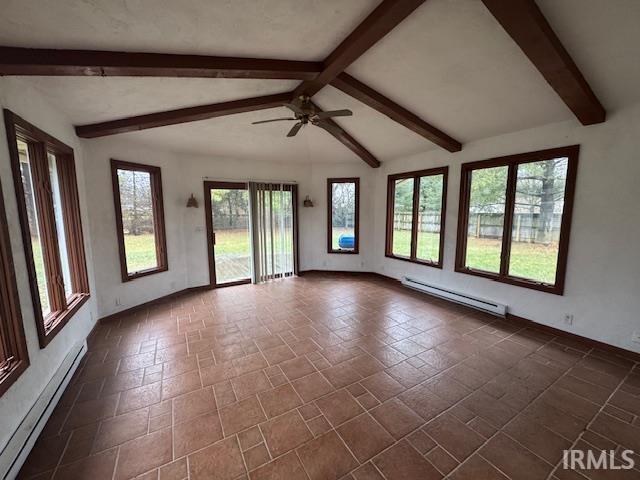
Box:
[4,109,90,348]
[111,159,168,282]
[0,166,30,396]
[385,167,448,268]
[454,145,579,295]
[327,178,360,254]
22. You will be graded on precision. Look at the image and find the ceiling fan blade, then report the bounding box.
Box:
[313,109,353,120]
[251,117,296,125]
[314,120,343,137]
[287,122,303,137]
[283,103,305,116]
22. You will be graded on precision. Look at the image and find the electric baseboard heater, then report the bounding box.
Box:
[1,341,87,479]
[402,276,507,317]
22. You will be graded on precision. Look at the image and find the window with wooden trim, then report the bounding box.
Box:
[455,146,579,295]
[0,170,29,396]
[327,178,359,254]
[4,109,90,348]
[111,159,167,282]
[385,167,448,267]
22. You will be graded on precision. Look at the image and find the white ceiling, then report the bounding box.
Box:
[1,0,639,164]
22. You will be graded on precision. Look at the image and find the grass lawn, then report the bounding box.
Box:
[124,233,159,273]
[32,226,556,298]
[391,230,558,284]
[214,228,251,256]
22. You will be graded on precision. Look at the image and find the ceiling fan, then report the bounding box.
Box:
[251,95,352,137]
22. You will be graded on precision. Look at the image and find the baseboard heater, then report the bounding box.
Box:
[1,341,87,480]
[401,276,507,317]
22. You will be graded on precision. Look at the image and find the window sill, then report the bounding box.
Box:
[0,356,29,397]
[123,265,168,283]
[454,266,562,295]
[41,293,90,348]
[385,253,442,269]
[328,249,359,255]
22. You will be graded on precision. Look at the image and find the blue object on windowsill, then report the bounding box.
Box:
[338,234,355,250]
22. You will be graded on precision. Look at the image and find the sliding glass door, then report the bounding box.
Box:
[204,181,298,287]
[250,183,297,282]
[204,182,252,286]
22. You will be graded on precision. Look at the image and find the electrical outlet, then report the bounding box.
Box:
[115,297,122,306]
[563,314,574,326]
[632,331,640,344]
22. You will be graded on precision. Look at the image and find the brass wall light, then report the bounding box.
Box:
[186,193,199,208]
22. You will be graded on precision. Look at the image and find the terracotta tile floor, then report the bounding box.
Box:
[18,273,640,479]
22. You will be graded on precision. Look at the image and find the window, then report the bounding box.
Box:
[385,167,447,267]
[327,178,359,253]
[455,146,579,294]
[0,171,29,396]
[4,109,90,348]
[111,159,167,281]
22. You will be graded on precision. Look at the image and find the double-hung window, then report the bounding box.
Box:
[111,160,167,282]
[4,109,90,347]
[0,166,29,395]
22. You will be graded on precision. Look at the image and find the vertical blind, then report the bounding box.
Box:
[248,182,296,283]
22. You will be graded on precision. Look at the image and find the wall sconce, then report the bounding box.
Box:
[303,195,314,207]
[186,193,199,208]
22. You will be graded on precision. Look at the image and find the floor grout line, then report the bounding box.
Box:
[544,367,635,480]
[17,278,640,480]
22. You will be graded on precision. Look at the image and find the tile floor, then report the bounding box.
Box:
[18,273,640,479]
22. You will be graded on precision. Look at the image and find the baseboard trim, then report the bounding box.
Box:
[505,313,640,363]
[299,269,640,363]
[98,285,209,325]
[1,341,87,479]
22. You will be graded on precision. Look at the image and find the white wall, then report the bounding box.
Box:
[82,103,640,354]
[81,138,376,317]
[0,78,98,450]
[373,102,640,354]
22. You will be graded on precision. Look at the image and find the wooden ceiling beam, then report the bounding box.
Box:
[311,101,380,168]
[331,73,461,152]
[75,92,293,138]
[0,47,323,80]
[294,0,426,98]
[482,0,605,125]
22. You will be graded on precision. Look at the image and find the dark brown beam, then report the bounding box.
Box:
[311,101,380,168]
[482,0,605,125]
[294,0,426,98]
[332,73,461,152]
[75,92,293,138]
[0,47,323,80]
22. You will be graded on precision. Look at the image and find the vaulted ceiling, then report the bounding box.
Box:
[1,0,639,164]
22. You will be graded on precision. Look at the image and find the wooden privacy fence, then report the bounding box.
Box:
[393,212,441,233]
[393,212,562,243]
[213,214,294,231]
[213,213,249,229]
[466,212,562,242]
